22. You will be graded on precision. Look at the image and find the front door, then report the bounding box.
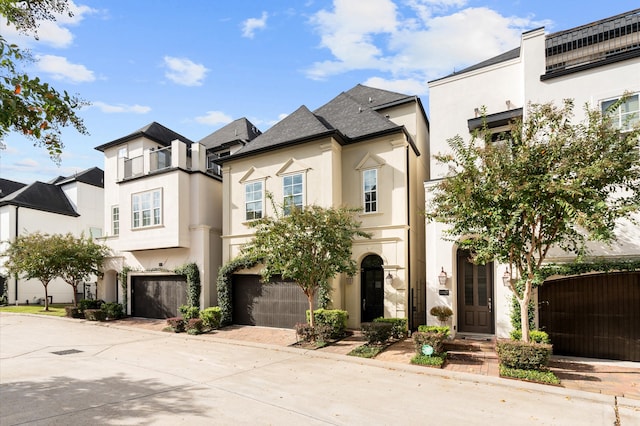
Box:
[361,255,384,322]
[457,250,494,334]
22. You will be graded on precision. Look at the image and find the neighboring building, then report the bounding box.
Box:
[0,168,105,304]
[426,9,640,360]
[219,84,429,329]
[95,120,260,318]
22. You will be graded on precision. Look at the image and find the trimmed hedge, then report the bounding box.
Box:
[496,339,553,370]
[295,322,332,343]
[179,305,200,321]
[411,353,446,368]
[166,317,186,333]
[84,309,106,321]
[79,299,104,311]
[373,317,408,339]
[64,306,82,318]
[499,364,560,384]
[361,322,393,344]
[186,318,204,335]
[306,309,348,339]
[200,307,222,330]
[101,302,124,320]
[412,330,448,354]
[510,329,550,344]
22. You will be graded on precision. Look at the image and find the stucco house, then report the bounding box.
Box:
[95,120,260,318]
[218,84,429,330]
[0,168,104,304]
[426,9,639,361]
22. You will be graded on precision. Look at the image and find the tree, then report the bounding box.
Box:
[55,233,109,307]
[0,0,88,161]
[426,99,640,342]
[241,200,370,329]
[3,232,60,310]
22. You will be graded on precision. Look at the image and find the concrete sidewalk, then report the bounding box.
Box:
[113,317,640,401]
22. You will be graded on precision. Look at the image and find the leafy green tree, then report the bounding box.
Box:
[55,233,109,307]
[241,200,370,329]
[0,0,88,161]
[2,232,60,310]
[426,99,640,342]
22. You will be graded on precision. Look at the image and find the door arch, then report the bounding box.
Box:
[456,249,494,334]
[361,254,384,322]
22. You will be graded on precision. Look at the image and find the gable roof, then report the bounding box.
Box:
[0,178,26,198]
[344,84,416,109]
[0,181,79,216]
[198,117,262,150]
[430,47,521,82]
[53,167,104,188]
[94,122,195,152]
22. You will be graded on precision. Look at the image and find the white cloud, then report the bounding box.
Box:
[92,102,151,114]
[195,111,233,126]
[306,1,549,89]
[163,56,209,86]
[35,55,95,83]
[242,12,268,38]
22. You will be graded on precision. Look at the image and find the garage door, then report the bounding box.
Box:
[131,275,188,319]
[538,272,639,361]
[232,275,312,328]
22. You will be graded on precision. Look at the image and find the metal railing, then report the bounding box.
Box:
[150,146,172,173]
[123,155,143,179]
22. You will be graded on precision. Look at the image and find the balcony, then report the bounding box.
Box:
[544,9,640,78]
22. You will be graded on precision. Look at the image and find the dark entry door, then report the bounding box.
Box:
[457,250,494,334]
[361,255,384,322]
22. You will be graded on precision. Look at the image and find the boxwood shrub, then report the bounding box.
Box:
[84,308,106,321]
[179,305,200,321]
[417,325,450,336]
[186,318,204,335]
[510,329,550,344]
[412,329,448,354]
[101,302,124,320]
[373,317,408,339]
[361,322,393,344]
[166,317,185,333]
[306,309,348,339]
[200,307,222,330]
[411,353,446,368]
[496,339,552,370]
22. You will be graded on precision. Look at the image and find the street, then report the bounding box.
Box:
[1,313,636,425]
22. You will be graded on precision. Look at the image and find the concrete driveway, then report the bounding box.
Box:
[1,313,637,425]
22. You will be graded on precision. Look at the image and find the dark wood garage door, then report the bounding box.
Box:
[538,272,639,361]
[232,275,311,328]
[131,275,188,319]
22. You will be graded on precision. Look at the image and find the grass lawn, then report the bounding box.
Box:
[0,304,70,317]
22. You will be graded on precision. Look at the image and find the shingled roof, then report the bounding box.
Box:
[198,117,262,150]
[430,47,521,82]
[0,178,26,198]
[95,122,195,152]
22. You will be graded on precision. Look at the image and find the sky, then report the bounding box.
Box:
[1,0,638,184]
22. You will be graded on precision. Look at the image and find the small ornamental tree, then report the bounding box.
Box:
[426,99,640,342]
[241,200,370,329]
[2,232,60,310]
[56,233,109,306]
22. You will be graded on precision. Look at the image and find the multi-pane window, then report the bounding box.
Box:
[245,181,263,220]
[112,206,120,235]
[602,94,639,131]
[363,169,377,213]
[283,173,303,214]
[132,189,162,228]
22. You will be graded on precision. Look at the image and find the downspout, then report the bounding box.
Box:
[406,145,412,330]
[14,205,19,303]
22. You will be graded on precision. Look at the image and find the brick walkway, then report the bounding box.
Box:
[112,318,639,400]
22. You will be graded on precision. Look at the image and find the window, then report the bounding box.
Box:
[118,146,128,158]
[245,181,263,220]
[363,169,377,213]
[132,189,162,228]
[112,206,120,236]
[602,94,639,131]
[283,173,303,214]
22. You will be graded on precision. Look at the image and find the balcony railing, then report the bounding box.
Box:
[123,155,143,179]
[150,146,172,173]
[545,9,640,74]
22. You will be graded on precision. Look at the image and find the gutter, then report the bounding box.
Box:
[14,205,18,303]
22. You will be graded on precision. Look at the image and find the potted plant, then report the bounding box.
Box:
[430,305,453,325]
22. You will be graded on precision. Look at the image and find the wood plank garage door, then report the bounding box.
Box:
[232,275,310,328]
[131,275,187,319]
[538,272,639,361]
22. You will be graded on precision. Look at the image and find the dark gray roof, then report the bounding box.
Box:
[95,122,195,152]
[430,47,521,82]
[0,181,79,216]
[198,118,262,150]
[222,85,418,162]
[53,167,104,188]
[0,178,26,198]
[468,108,523,131]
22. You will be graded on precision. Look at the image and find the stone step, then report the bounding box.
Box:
[444,339,496,353]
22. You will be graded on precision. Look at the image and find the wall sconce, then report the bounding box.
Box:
[438,267,447,286]
[502,268,512,287]
[385,272,393,287]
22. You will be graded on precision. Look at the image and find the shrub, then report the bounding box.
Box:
[499,365,560,384]
[348,344,384,358]
[373,317,408,339]
[101,302,124,320]
[411,353,446,368]
[200,307,222,330]
[510,329,550,344]
[413,330,448,354]
[79,299,103,311]
[186,318,204,335]
[64,306,82,318]
[306,309,348,339]
[84,308,106,321]
[179,305,200,321]
[429,305,453,322]
[496,339,553,370]
[295,322,316,342]
[166,317,185,333]
[361,322,393,344]
[417,325,450,337]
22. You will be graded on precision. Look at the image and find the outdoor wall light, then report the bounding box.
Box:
[503,268,512,287]
[438,267,448,286]
[385,272,393,287]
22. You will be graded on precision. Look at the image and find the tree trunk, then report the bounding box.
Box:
[308,295,315,328]
[72,283,79,307]
[43,283,50,311]
[519,293,531,342]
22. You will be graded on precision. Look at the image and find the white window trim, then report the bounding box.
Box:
[362,168,378,214]
[282,172,305,214]
[244,180,265,221]
[131,188,163,229]
[111,205,120,236]
[601,93,639,132]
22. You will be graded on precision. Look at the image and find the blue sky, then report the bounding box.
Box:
[1,0,638,184]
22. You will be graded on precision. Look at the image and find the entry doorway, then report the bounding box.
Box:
[361,255,384,322]
[456,250,494,334]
